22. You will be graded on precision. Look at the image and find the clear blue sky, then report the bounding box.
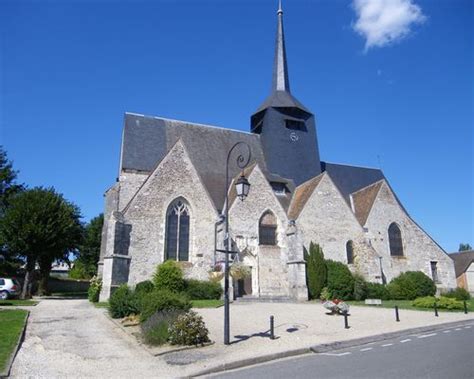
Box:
[1,0,472,253]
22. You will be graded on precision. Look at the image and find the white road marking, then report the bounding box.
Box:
[360,348,373,352]
[321,352,352,356]
[418,333,437,339]
[465,326,472,329]
[443,330,451,333]
[455,328,462,331]
[382,343,393,347]
[400,339,411,343]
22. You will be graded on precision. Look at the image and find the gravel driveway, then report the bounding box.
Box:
[10,299,176,378]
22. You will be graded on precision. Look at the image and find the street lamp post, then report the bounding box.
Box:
[223,141,251,345]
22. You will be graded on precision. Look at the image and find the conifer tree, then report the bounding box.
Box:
[304,242,327,299]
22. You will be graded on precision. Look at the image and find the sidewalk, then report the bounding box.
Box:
[186,302,474,375]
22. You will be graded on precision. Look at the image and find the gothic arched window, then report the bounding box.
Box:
[388,223,404,257]
[346,240,354,264]
[259,211,277,246]
[165,198,190,261]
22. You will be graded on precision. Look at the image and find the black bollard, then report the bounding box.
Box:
[434,302,439,317]
[270,315,275,339]
[464,301,468,315]
[343,311,350,329]
[395,305,400,322]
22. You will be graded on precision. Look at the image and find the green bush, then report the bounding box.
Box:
[140,289,191,322]
[387,271,436,300]
[412,296,464,310]
[109,285,141,318]
[184,279,223,300]
[135,280,155,295]
[141,310,182,346]
[443,287,471,301]
[153,260,185,293]
[304,242,327,299]
[353,274,368,301]
[88,276,102,303]
[326,260,354,300]
[366,282,391,300]
[168,311,210,346]
[69,260,90,280]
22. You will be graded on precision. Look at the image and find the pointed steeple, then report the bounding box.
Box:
[273,0,290,93]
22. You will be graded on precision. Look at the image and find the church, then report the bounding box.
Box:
[98,4,456,301]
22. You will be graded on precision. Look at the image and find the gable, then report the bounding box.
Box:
[351,180,384,226]
[122,139,217,218]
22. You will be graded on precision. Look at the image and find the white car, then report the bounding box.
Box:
[0,278,21,300]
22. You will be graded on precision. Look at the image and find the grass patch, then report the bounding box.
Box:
[0,309,28,373]
[191,299,224,308]
[347,299,474,312]
[0,300,38,306]
[93,302,109,308]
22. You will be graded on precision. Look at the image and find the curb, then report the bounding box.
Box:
[191,319,474,377]
[0,310,30,378]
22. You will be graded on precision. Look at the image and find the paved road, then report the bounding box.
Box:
[208,323,474,379]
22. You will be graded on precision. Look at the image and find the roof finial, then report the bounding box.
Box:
[272,0,290,93]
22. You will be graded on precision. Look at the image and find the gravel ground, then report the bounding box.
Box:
[9,299,474,378]
[10,299,177,378]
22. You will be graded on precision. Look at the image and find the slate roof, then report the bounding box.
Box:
[321,162,386,207]
[121,113,267,211]
[351,180,384,226]
[450,251,474,277]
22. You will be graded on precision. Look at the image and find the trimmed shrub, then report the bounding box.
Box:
[412,296,464,310]
[443,287,471,301]
[140,289,191,322]
[353,274,368,301]
[109,285,140,318]
[304,242,327,299]
[88,276,102,303]
[153,260,185,293]
[168,311,210,346]
[184,279,223,300]
[141,310,182,346]
[387,271,436,300]
[135,280,155,295]
[326,260,354,300]
[366,283,391,300]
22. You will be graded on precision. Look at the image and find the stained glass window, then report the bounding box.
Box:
[165,199,190,261]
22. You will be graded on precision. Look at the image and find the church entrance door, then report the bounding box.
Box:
[236,269,253,297]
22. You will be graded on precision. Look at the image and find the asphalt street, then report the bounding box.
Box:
[207,323,474,379]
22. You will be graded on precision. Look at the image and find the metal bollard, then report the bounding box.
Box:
[270,315,275,339]
[343,311,350,329]
[434,302,439,317]
[464,301,468,314]
[395,305,400,322]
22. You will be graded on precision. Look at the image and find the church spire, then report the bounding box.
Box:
[273,0,290,93]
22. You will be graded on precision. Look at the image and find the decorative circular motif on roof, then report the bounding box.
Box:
[290,132,299,142]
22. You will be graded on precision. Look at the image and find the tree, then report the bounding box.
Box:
[0,187,83,298]
[459,243,472,252]
[0,146,23,214]
[304,242,327,299]
[70,214,103,279]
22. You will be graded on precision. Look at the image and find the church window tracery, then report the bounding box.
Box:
[388,223,404,257]
[165,198,190,261]
[259,211,277,246]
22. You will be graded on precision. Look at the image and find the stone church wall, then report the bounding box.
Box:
[229,165,292,297]
[122,141,218,286]
[364,182,456,290]
[296,173,380,281]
